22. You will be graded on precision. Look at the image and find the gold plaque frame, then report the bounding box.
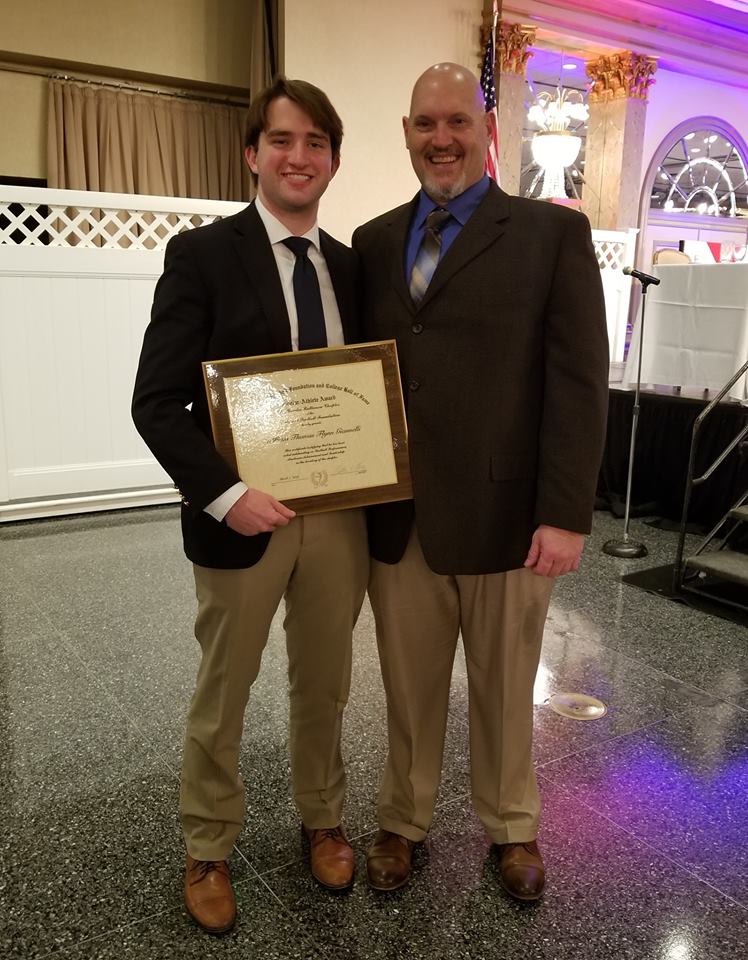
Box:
[203,340,412,514]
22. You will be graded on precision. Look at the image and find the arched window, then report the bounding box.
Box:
[639,117,748,264]
[650,121,748,217]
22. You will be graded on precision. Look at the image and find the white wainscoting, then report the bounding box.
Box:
[0,186,248,521]
[0,246,176,519]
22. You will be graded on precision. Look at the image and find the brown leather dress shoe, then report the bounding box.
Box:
[496,840,545,902]
[184,855,236,934]
[303,825,355,890]
[366,829,415,891]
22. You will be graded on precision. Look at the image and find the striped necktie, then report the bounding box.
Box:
[409,208,451,304]
[282,236,328,350]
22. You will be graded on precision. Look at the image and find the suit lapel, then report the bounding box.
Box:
[230,203,292,353]
[417,183,510,311]
[385,199,419,313]
[320,232,356,342]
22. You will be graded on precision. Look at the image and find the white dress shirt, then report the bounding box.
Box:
[205,197,345,522]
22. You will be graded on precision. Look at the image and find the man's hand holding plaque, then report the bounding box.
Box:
[225,489,296,535]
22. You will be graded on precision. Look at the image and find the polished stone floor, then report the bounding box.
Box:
[1,507,746,959]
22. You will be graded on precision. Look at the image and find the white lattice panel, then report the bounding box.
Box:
[0,186,246,250]
[591,228,639,364]
[594,239,627,271]
[592,228,638,272]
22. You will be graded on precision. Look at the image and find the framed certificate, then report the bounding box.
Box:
[203,340,412,514]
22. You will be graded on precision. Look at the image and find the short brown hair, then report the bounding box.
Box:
[244,76,343,160]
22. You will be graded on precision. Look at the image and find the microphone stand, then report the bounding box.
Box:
[602,271,658,559]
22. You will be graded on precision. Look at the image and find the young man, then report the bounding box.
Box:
[353,63,609,901]
[132,78,368,933]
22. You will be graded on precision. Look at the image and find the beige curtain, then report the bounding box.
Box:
[250,0,278,98]
[47,79,252,202]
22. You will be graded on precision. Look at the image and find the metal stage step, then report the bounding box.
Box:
[685,550,748,587]
[729,505,748,522]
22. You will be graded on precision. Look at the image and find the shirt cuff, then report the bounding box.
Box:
[204,482,248,522]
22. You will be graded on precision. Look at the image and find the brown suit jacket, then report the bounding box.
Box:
[132,203,359,569]
[352,182,609,575]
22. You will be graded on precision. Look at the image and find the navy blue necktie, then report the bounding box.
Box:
[282,237,328,350]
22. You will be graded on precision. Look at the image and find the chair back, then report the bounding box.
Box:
[653,248,691,265]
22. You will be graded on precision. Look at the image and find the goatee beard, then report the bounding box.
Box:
[422,174,466,205]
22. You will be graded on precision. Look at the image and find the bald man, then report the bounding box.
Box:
[352,64,608,900]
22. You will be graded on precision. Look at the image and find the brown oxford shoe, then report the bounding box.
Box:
[366,829,415,891]
[184,854,236,934]
[496,840,545,902]
[303,825,355,890]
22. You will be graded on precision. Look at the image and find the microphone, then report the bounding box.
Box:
[623,265,660,286]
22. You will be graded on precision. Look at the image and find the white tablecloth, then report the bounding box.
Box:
[622,263,748,400]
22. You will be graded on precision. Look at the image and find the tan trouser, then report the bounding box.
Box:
[369,530,553,845]
[180,509,368,861]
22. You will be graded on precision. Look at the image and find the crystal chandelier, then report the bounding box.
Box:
[527,89,588,199]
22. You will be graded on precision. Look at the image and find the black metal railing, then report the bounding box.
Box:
[673,358,748,592]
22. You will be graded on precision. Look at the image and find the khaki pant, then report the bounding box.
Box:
[180,509,368,860]
[369,530,553,845]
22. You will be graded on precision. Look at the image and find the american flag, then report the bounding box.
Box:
[480,5,501,183]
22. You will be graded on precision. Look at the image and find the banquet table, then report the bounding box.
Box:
[622,263,748,401]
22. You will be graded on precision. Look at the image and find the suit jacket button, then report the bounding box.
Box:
[411,322,423,334]
[408,379,420,391]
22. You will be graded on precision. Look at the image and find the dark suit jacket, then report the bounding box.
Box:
[132,203,359,569]
[352,182,609,576]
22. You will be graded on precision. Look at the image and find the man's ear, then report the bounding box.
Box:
[402,115,409,145]
[330,154,341,179]
[244,145,258,174]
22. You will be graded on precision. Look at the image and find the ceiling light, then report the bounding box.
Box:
[527,88,589,131]
[531,133,582,198]
[527,88,588,199]
[531,132,582,168]
[684,133,696,141]
[691,148,701,153]
[562,63,577,70]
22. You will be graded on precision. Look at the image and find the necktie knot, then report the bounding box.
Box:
[282,236,312,258]
[425,208,451,234]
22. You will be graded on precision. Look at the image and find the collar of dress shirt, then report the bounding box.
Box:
[254,195,321,251]
[413,174,491,230]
